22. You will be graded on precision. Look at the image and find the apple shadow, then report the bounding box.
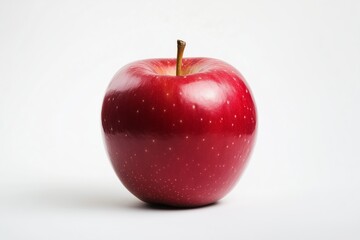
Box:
[140,201,219,211]
[30,184,219,212]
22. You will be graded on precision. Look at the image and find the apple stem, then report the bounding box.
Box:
[176,40,186,76]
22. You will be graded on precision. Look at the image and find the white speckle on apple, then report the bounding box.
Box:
[103,118,106,122]
[234,114,237,118]
[133,153,137,157]
[179,119,183,123]
[112,97,115,101]
[136,109,139,113]
[202,138,206,142]
[168,147,172,151]
[116,105,119,109]
[124,134,128,137]
[166,92,169,96]
[238,134,242,138]
[244,115,247,119]
[151,106,155,110]
[192,105,196,109]
[152,139,156,143]
[232,77,236,80]
[209,120,212,124]
[173,103,176,107]
[110,127,113,131]
[185,135,189,139]
[107,98,111,101]
[246,89,248,93]
[231,123,234,127]
[142,99,145,103]
[172,123,176,127]
[226,100,230,104]
[226,145,229,148]
[117,120,120,123]
[232,142,235,145]
[198,77,202,80]
[211,146,214,150]
[217,153,220,157]
[163,109,167,112]
[200,118,203,121]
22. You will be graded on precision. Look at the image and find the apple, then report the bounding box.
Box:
[101,40,257,207]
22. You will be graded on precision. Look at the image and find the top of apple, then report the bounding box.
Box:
[117,57,242,77]
[112,40,243,78]
[103,41,256,135]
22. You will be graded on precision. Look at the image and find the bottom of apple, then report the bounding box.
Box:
[131,193,224,208]
[143,200,219,209]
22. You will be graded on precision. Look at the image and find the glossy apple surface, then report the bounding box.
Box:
[101,58,257,207]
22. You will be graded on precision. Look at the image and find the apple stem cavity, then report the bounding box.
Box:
[176,40,186,76]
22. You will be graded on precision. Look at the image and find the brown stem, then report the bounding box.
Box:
[176,40,186,76]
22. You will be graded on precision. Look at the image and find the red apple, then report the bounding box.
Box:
[101,41,257,207]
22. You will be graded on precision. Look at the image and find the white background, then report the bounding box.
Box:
[1,0,359,239]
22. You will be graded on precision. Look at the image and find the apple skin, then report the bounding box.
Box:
[101,58,257,207]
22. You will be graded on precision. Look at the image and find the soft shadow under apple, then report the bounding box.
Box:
[29,184,220,211]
